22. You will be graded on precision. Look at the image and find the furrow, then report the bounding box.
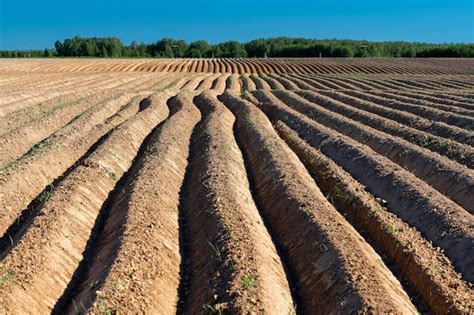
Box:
[324,91,474,147]
[0,92,170,314]
[276,122,473,314]
[249,91,474,283]
[295,90,474,168]
[177,91,293,313]
[346,90,474,130]
[0,92,145,237]
[57,92,198,314]
[220,90,417,314]
[270,90,474,213]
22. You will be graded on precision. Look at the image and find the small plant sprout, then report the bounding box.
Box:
[387,224,399,235]
[340,297,347,307]
[202,304,222,314]
[0,266,16,288]
[105,171,116,180]
[208,242,223,262]
[303,209,314,219]
[38,184,55,203]
[241,274,256,290]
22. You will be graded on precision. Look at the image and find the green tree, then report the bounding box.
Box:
[187,40,211,57]
[101,46,108,57]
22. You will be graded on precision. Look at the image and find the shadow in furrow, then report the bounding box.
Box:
[52,99,174,314]
[0,96,152,261]
[226,101,302,314]
[176,111,204,314]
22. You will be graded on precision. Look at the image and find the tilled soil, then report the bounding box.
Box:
[0,59,473,314]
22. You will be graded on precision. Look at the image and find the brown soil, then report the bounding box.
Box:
[251,90,474,283]
[0,92,169,313]
[65,91,201,314]
[276,122,473,314]
[220,90,416,313]
[271,90,474,213]
[1,59,472,313]
[178,91,293,313]
[308,90,474,166]
[328,90,474,146]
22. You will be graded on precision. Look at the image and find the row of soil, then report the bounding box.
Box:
[0,92,145,166]
[377,90,474,114]
[287,74,413,92]
[0,73,99,107]
[0,72,167,135]
[0,92,144,238]
[0,92,170,313]
[344,90,474,131]
[285,73,474,97]
[2,58,471,75]
[425,90,474,104]
[293,90,474,168]
[225,74,241,93]
[268,74,300,90]
[320,90,473,146]
[275,122,473,313]
[57,91,200,314]
[0,73,107,99]
[0,73,141,115]
[261,90,474,213]
[248,91,474,284]
[177,91,293,313]
[0,73,198,229]
[220,90,417,313]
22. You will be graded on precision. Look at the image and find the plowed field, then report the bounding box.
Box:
[0,58,473,314]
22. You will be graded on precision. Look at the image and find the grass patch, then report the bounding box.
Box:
[96,294,114,315]
[334,186,355,206]
[29,139,54,156]
[147,140,160,154]
[241,274,256,290]
[157,78,181,91]
[110,279,126,291]
[0,265,16,288]
[434,139,456,155]
[0,160,18,175]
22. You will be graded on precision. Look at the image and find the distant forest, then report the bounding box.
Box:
[1,36,473,58]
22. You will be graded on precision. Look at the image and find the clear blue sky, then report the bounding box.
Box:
[0,0,472,50]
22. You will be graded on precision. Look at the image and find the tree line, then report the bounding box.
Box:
[1,36,473,58]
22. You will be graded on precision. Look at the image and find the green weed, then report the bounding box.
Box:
[202,304,222,314]
[0,266,16,288]
[29,139,54,156]
[241,274,256,290]
[96,294,114,315]
[208,242,223,262]
[38,184,55,203]
[0,160,17,175]
[340,297,347,307]
[105,171,116,180]
[387,225,399,235]
[302,209,314,219]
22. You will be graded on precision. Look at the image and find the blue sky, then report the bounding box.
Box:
[0,0,472,49]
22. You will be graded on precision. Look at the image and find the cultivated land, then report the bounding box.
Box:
[0,58,473,314]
